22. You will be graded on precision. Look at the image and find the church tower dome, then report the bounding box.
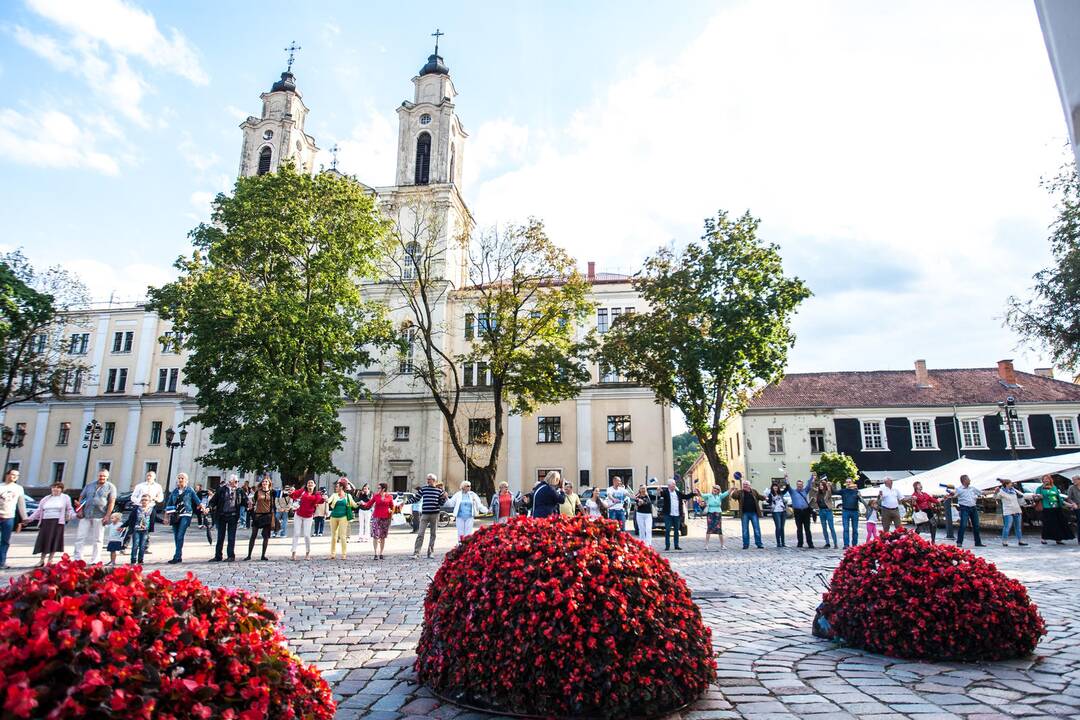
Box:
[394,31,467,188]
[237,43,318,177]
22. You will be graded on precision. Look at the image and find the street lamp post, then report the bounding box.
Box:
[80,420,103,489]
[998,396,1020,462]
[1,424,26,475]
[163,426,188,495]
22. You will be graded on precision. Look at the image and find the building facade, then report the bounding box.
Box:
[723,359,1080,490]
[3,48,672,495]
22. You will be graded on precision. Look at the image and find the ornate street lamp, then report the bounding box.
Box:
[163,426,188,494]
[80,420,104,488]
[1,424,26,475]
[998,396,1020,462]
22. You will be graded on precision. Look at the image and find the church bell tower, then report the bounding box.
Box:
[394,31,467,188]
[238,43,319,178]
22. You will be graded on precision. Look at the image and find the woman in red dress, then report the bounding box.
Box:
[361,482,398,560]
[906,481,941,544]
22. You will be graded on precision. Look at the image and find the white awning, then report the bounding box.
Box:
[885,452,1080,496]
[858,470,917,484]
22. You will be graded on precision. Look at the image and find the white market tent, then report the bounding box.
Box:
[865,452,1080,497]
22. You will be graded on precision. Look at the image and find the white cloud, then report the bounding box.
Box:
[225,105,249,123]
[11,1,207,129]
[59,257,175,303]
[465,118,530,188]
[469,0,1065,372]
[178,131,220,173]
[27,0,207,85]
[0,108,119,174]
[327,107,397,185]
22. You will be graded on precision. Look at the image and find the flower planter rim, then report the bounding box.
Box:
[426,684,697,720]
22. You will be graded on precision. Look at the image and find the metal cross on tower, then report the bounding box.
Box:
[329,143,340,171]
[431,28,444,55]
[284,41,301,72]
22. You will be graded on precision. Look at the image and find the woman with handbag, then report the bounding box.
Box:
[1034,474,1074,544]
[290,479,325,560]
[906,481,940,544]
[361,482,397,560]
[245,476,278,561]
[28,481,76,566]
[327,479,357,560]
[994,478,1027,547]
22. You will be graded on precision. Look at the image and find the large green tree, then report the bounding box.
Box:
[599,210,811,490]
[148,164,396,481]
[384,204,594,497]
[810,452,859,485]
[0,250,89,411]
[1006,163,1080,369]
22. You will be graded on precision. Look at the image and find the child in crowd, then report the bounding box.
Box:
[126,494,154,564]
[105,512,125,565]
[865,499,879,541]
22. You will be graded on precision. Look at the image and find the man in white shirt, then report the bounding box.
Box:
[877,477,904,533]
[131,471,165,549]
[947,474,987,547]
[0,469,28,569]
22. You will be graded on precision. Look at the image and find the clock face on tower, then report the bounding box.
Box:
[419,114,432,125]
[263,129,273,140]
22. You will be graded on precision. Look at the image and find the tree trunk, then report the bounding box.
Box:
[700,442,729,491]
[468,460,496,501]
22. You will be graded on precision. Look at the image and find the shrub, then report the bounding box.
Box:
[0,559,334,719]
[414,515,717,718]
[822,530,1046,661]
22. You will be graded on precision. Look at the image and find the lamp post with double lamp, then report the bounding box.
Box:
[998,396,1020,462]
[1,424,26,475]
[163,427,188,495]
[79,420,103,489]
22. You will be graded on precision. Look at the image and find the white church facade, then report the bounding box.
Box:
[2,46,673,495]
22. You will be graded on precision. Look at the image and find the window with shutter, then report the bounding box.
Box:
[414,132,431,184]
[257,146,272,175]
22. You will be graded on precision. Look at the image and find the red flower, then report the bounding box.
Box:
[0,559,335,720]
[414,515,716,718]
[822,530,1046,661]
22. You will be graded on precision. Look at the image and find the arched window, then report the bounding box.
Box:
[414,132,431,185]
[449,144,456,184]
[403,241,421,280]
[257,146,272,175]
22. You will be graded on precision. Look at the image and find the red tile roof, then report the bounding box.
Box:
[748,368,1080,410]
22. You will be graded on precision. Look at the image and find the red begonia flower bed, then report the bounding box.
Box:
[0,559,334,719]
[415,515,717,718]
[822,530,1046,661]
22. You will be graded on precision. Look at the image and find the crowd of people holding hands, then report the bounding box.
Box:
[1,464,1079,570]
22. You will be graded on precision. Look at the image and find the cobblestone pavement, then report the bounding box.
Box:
[3,517,1079,719]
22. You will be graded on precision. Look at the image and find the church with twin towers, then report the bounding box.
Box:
[1,38,673,496]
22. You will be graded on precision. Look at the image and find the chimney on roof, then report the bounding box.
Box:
[1034,367,1054,379]
[587,261,596,280]
[914,359,931,387]
[997,359,1018,385]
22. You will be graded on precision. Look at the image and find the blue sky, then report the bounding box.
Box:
[0,0,1073,378]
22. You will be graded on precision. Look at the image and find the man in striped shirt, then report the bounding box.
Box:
[413,473,448,559]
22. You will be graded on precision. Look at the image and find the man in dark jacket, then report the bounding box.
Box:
[655,478,697,551]
[208,474,247,562]
[531,471,566,519]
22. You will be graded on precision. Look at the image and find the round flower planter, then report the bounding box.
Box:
[822,530,1046,661]
[0,559,335,719]
[414,515,717,718]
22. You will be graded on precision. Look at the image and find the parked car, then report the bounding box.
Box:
[22,497,39,529]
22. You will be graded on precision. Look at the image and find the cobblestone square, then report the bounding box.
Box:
[3,519,1078,719]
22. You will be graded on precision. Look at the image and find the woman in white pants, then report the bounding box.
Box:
[289,480,325,560]
[633,485,654,545]
[449,481,488,542]
[354,482,372,542]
